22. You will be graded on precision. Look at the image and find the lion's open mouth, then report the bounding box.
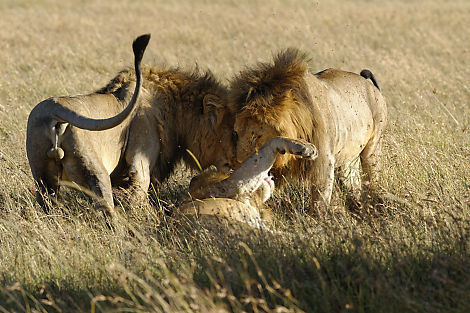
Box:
[264,174,274,190]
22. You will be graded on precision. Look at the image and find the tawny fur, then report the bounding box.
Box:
[27,41,234,211]
[103,66,235,189]
[27,34,150,211]
[178,137,318,229]
[230,48,387,211]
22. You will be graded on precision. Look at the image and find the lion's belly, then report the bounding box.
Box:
[327,88,375,166]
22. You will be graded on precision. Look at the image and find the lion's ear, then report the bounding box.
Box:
[203,94,224,129]
[246,87,255,103]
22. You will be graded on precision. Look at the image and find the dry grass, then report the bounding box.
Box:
[0,0,469,312]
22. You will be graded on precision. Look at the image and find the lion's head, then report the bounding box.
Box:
[230,49,316,170]
[100,66,237,177]
[192,90,236,174]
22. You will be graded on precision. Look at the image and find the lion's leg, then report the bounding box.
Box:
[310,153,335,212]
[123,116,160,205]
[30,159,62,211]
[360,136,382,200]
[226,137,317,197]
[125,146,159,204]
[88,169,114,212]
[338,157,362,202]
[270,137,318,158]
[61,155,114,211]
[27,129,62,211]
[126,157,153,204]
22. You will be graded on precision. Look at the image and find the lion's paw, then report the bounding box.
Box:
[286,139,318,160]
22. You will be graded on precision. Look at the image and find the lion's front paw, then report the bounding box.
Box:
[287,139,318,160]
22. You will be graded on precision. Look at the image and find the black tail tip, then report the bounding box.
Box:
[360,69,381,91]
[360,69,373,79]
[133,33,151,58]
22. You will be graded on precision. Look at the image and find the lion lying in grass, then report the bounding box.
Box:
[177,137,318,230]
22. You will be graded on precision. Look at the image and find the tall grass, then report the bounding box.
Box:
[0,0,469,312]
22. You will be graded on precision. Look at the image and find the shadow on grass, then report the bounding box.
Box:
[3,175,469,312]
[1,216,469,313]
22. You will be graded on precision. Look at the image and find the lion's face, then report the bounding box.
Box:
[210,116,238,174]
[232,115,278,167]
[258,175,275,203]
[187,93,237,174]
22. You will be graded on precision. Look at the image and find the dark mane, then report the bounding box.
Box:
[97,66,227,110]
[229,48,310,114]
[97,65,231,182]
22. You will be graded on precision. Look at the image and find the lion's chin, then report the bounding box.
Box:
[260,175,275,203]
[264,175,275,191]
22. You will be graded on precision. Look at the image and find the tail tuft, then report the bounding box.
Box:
[360,69,381,91]
[132,34,151,62]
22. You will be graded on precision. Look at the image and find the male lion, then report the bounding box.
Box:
[27,34,151,210]
[229,49,387,211]
[178,137,318,230]
[101,65,235,206]
[27,35,235,211]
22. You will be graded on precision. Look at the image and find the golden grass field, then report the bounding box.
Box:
[0,0,469,312]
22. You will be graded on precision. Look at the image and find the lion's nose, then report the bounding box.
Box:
[230,158,242,169]
[219,163,233,174]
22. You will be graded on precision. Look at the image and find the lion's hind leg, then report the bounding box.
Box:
[218,137,318,200]
[229,137,318,183]
[27,133,62,212]
[61,153,114,212]
[337,157,362,208]
[31,159,62,212]
[359,136,384,208]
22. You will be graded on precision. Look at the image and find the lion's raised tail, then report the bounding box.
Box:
[52,34,151,131]
[360,69,381,92]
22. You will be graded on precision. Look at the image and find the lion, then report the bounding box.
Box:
[102,66,235,206]
[229,49,387,212]
[27,35,235,211]
[177,137,318,230]
[27,34,151,211]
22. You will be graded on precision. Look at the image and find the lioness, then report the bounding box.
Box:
[27,34,150,210]
[178,137,318,229]
[229,49,387,211]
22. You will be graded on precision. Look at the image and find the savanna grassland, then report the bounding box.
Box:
[0,0,469,312]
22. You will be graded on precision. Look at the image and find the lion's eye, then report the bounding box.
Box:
[232,131,238,143]
[231,131,238,152]
[250,134,256,145]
